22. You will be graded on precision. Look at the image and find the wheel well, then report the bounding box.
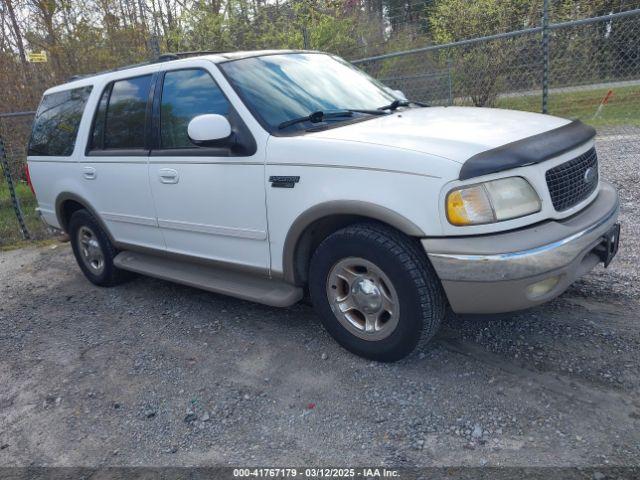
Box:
[292,215,393,286]
[283,201,426,286]
[58,199,86,232]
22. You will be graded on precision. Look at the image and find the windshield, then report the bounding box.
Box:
[219,53,397,132]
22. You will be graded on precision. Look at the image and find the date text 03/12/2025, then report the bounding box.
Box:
[232,468,400,477]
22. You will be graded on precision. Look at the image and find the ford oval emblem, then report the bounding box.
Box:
[584,167,596,184]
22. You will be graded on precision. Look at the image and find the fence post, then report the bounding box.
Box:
[541,0,550,114]
[447,56,453,106]
[0,134,31,240]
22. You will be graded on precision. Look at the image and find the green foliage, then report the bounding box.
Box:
[430,0,538,43]
[0,180,50,246]
[2,0,371,112]
[165,0,360,54]
[429,0,540,106]
[1,0,638,114]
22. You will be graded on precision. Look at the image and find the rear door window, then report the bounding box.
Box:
[90,74,152,151]
[90,87,108,150]
[28,86,93,156]
[160,69,230,148]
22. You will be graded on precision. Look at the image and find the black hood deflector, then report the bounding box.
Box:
[459,120,596,180]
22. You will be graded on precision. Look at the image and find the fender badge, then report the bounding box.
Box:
[269,176,300,188]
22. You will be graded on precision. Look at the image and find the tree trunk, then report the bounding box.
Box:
[5,0,28,66]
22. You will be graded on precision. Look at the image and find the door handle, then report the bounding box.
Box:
[158,168,179,184]
[82,166,96,180]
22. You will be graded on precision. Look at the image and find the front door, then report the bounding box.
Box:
[148,65,269,271]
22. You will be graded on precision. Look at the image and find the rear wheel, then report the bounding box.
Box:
[309,222,446,362]
[68,209,130,286]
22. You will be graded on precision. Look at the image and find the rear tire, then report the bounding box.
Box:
[309,222,446,362]
[68,209,130,287]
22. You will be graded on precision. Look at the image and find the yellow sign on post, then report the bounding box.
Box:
[27,51,48,63]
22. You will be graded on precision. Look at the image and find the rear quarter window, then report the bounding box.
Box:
[28,85,93,156]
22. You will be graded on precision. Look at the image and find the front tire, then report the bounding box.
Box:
[68,209,130,287]
[309,222,446,362]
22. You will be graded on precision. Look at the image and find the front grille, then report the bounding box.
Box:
[545,147,599,211]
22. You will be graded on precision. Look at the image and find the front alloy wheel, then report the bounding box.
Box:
[309,222,446,362]
[326,257,399,341]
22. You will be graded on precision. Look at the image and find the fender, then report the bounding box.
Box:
[281,200,426,284]
[55,192,116,243]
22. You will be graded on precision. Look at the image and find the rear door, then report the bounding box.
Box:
[27,85,94,228]
[148,61,269,271]
[84,71,165,249]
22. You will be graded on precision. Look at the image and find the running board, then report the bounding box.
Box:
[114,251,302,307]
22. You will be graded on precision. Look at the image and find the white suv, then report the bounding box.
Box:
[27,50,620,361]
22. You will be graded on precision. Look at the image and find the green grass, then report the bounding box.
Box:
[0,179,51,248]
[496,84,640,128]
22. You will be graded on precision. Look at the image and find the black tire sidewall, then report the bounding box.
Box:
[309,228,428,361]
[68,210,119,286]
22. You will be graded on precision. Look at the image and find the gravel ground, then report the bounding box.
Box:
[0,133,638,468]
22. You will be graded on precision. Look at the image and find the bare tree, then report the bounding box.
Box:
[4,0,28,65]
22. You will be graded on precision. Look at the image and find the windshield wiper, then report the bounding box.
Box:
[277,108,389,130]
[278,110,354,130]
[378,99,429,111]
[278,100,429,130]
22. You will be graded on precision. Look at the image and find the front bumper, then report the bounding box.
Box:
[423,181,619,314]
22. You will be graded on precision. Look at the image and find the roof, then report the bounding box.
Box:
[46,49,322,94]
[212,49,320,62]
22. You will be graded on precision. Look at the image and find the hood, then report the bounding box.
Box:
[309,106,571,163]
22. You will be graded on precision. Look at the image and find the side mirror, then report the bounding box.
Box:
[188,114,233,147]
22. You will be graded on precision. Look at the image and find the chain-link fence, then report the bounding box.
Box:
[1,7,638,247]
[352,9,640,113]
[0,111,56,248]
[352,8,640,210]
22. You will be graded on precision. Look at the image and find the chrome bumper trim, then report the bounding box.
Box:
[425,186,619,282]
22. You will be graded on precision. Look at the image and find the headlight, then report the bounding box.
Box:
[446,177,541,226]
